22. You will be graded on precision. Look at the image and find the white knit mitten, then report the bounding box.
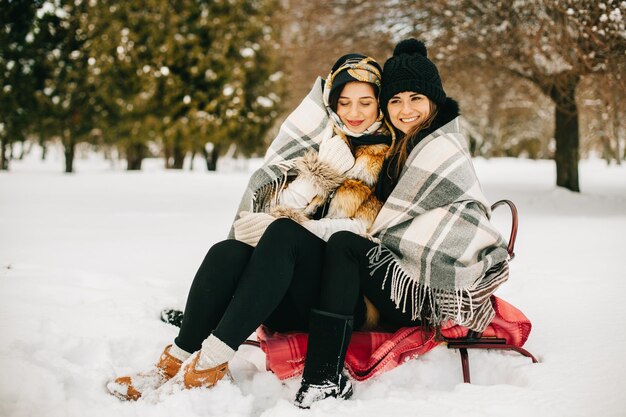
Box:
[277,176,319,209]
[233,211,276,247]
[317,135,355,174]
[302,217,366,241]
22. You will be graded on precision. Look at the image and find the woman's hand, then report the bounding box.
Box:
[277,135,353,209]
[233,211,276,247]
[301,217,366,241]
[317,135,355,174]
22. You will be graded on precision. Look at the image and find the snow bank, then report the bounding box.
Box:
[1,150,625,417]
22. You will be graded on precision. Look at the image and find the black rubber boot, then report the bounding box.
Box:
[294,308,354,408]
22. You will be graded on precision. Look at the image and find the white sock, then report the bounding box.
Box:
[168,343,192,362]
[196,334,235,370]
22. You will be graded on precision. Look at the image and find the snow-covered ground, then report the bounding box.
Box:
[1,145,625,417]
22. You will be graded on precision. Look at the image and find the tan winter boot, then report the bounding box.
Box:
[183,353,229,389]
[107,345,182,401]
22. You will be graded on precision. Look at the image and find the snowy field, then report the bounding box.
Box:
[1,145,626,417]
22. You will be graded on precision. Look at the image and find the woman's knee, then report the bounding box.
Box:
[326,231,378,269]
[260,217,304,243]
[205,239,253,265]
[193,239,253,289]
[326,231,362,254]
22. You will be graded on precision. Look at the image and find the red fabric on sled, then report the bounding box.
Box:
[256,296,531,381]
[439,296,532,346]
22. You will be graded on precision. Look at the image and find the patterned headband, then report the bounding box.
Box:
[326,56,382,95]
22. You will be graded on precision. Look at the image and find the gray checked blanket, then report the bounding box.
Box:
[367,117,510,332]
[228,77,332,238]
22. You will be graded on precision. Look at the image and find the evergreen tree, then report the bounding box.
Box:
[91,0,284,170]
[87,1,158,170]
[0,0,40,170]
[33,0,103,173]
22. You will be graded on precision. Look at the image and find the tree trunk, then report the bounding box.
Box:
[126,142,145,170]
[63,132,75,173]
[171,137,185,169]
[18,140,30,160]
[36,118,48,161]
[549,75,580,192]
[163,145,172,168]
[0,137,8,170]
[189,149,196,171]
[601,136,613,165]
[39,135,47,161]
[204,143,220,171]
[612,85,622,166]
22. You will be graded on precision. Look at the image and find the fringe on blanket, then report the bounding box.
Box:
[251,161,295,213]
[367,245,509,332]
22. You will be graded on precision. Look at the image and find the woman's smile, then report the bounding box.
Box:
[347,119,365,127]
[387,92,432,134]
[399,115,418,123]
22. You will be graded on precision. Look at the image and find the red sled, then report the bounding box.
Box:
[243,200,538,383]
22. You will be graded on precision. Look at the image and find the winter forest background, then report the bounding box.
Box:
[2,2,626,417]
[2,0,625,192]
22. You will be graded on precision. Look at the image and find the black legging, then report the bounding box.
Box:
[319,231,423,328]
[175,218,325,353]
[174,220,421,354]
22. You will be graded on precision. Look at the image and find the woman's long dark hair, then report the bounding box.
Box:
[389,100,439,179]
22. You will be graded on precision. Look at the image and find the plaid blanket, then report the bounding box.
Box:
[228,77,333,238]
[257,296,531,381]
[367,117,509,332]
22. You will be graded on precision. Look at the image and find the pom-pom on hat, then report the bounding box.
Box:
[380,39,446,113]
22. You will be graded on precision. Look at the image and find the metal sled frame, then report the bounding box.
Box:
[441,200,538,383]
[243,200,538,383]
[444,332,538,383]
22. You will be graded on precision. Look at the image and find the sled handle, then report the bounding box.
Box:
[490,200,518,261]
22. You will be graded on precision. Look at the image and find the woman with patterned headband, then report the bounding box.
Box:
[107,53,393,400]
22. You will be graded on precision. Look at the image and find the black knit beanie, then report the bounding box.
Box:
[327,53,383,111]
[380,39,446,113]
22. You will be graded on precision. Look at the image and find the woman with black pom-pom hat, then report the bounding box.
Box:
[294,39,510,408]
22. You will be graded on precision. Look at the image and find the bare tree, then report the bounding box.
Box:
[598,62,626,164]
[443,65,554,158]
[389,0,626,191]
[275,0,394,122]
